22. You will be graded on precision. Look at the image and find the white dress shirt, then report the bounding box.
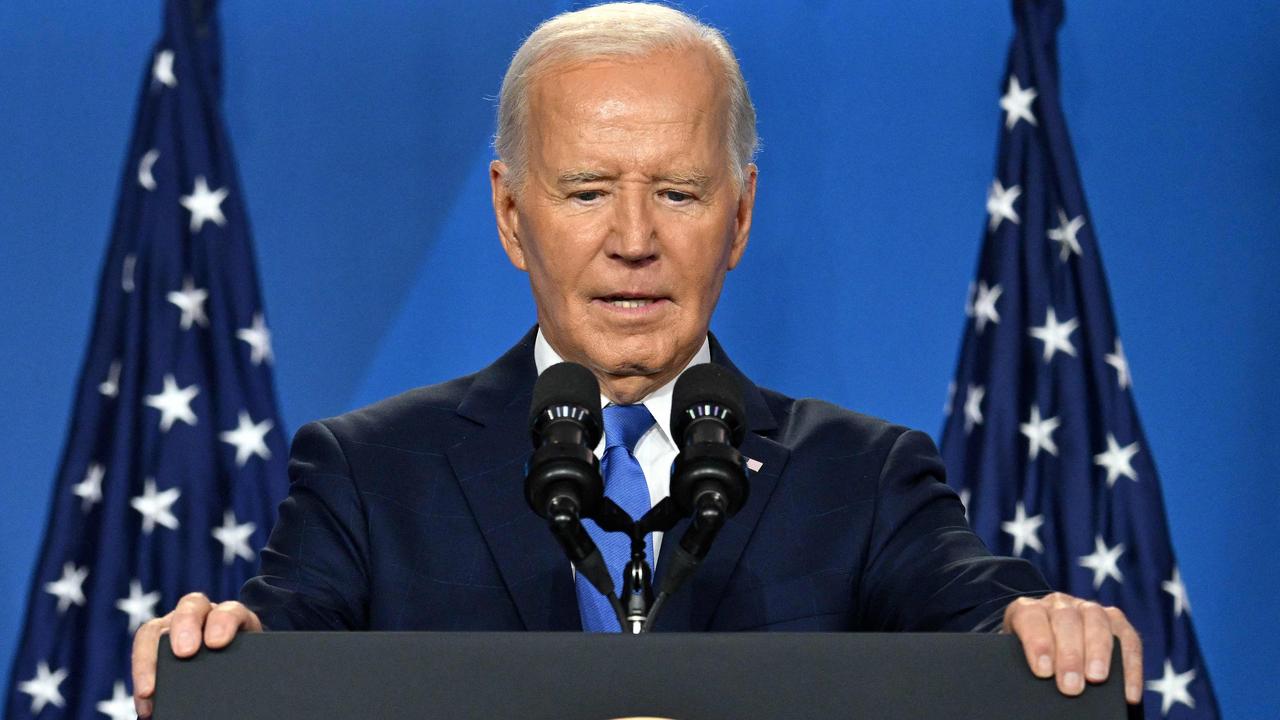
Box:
[534,328,711,559]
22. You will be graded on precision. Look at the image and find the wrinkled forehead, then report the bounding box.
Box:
[525,47,732,161]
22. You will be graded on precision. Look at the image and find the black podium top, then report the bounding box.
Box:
[156,632,1124,719]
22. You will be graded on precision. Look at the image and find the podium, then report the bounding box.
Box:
[155,632,1125,719]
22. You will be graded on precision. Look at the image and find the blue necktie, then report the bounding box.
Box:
[576,403,655,632]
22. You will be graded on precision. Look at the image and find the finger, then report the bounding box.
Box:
[1080,602,1114,683]
[131,617,168,699]
[168,592,213,657]
[1107,607,1145,704]
[1048,599,1086,695]
[203,601,263,649]
[1004,597,1055,679]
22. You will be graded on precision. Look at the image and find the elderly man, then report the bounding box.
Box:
[132,3,1142,716]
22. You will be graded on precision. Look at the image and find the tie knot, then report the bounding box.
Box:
[602,404,655,452]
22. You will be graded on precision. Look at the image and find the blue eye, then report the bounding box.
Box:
[662,190,692,202]
[573,191,602,202]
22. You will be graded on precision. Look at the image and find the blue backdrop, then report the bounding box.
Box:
[1,2,1276,716]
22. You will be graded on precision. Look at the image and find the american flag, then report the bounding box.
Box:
[4,1,287,718]
[939,1,1219,718]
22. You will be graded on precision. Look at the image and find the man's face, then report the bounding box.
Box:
[491,46,756,403]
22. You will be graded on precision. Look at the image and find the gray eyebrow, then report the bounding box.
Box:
[652,171,713,188]
[555,170,714,188]
[556,170,616,184]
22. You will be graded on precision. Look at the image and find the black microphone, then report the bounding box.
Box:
[669,363,749,525]
[649,363,750,625]
[526,361,603,519]
[524,362,620,617]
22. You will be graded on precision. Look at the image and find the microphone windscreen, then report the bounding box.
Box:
[671,363,746,447]
[529,361,603,443]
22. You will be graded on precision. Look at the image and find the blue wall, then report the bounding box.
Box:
[2,2,1276,716]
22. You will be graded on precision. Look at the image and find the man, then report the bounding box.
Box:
[132,3,1143,716]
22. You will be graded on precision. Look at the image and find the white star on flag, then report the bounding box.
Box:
[116,579,161,633]
[1028,306,1078,363]
[1162,566,1191,618]
[1105,338,1131,390]
[167,276,210,330]
[131,478,182,534]
[138,148,160,191]
[986,179,1022,231]
[212,510,258,565]
[99,359,122,397]
[96,680,138,720]
[180,175,229,232]
[958,488,971,520]
[1078,535,1125,589]
[219,410,274,467]
[999,75,1038,129]
[18,661,68,714]
[1047,208,1085,262]
[972,280,1003,334]
[963,383,985,433]
[152,49,177,88]
[1000,501,1044,556]
[1146,659,1197,716]
[236,312,275,365]
[1094,433,1140,487]
[73,462,105,511]
[144,374,200,432]
[1019,405,1061,460]
[43,562,89,613]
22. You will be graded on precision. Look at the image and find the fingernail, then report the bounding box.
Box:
[1064,672,1083,693]
[1037,655,1053,676]
[1088,660,1106,680]
[176,630,196,653]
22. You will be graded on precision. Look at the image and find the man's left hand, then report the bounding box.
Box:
[1002,591,1143,704]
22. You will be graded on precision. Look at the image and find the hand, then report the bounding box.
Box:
[1002,592,1143,704]
[131,592,263,718]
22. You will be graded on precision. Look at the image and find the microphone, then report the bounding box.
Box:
[527,361,604,519]
[524,362,619,612]
[669,363,749,525]
[648,363,749,626]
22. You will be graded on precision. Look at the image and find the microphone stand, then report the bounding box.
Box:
[550,494,734,634]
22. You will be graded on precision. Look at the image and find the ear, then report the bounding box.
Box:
[726,163,757,270]
[490,160,527,271]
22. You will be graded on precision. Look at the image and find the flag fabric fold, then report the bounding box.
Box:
[5,1,287,717]
[939,1,1219,718]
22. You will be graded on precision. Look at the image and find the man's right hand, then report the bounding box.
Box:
[131,592,262,718]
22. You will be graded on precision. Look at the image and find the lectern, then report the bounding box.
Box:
[155,632,1125,719]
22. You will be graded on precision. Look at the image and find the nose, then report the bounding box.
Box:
[604,190,658,264]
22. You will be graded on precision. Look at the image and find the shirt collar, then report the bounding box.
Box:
[533,328,711,450]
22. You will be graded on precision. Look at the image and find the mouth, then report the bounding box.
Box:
[592,294,671,316]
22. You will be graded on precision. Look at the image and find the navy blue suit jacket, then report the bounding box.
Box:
[241,329,1048,632]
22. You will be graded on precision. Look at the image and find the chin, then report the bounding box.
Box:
[598,334,678,370]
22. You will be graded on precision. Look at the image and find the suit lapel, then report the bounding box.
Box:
[651,336,791,631]
[446,328,580,631]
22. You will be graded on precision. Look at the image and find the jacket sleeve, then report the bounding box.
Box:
[856,429,1049,632]
[239,420,371,630]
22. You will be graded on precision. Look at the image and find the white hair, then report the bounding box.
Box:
[494,2,758,192]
